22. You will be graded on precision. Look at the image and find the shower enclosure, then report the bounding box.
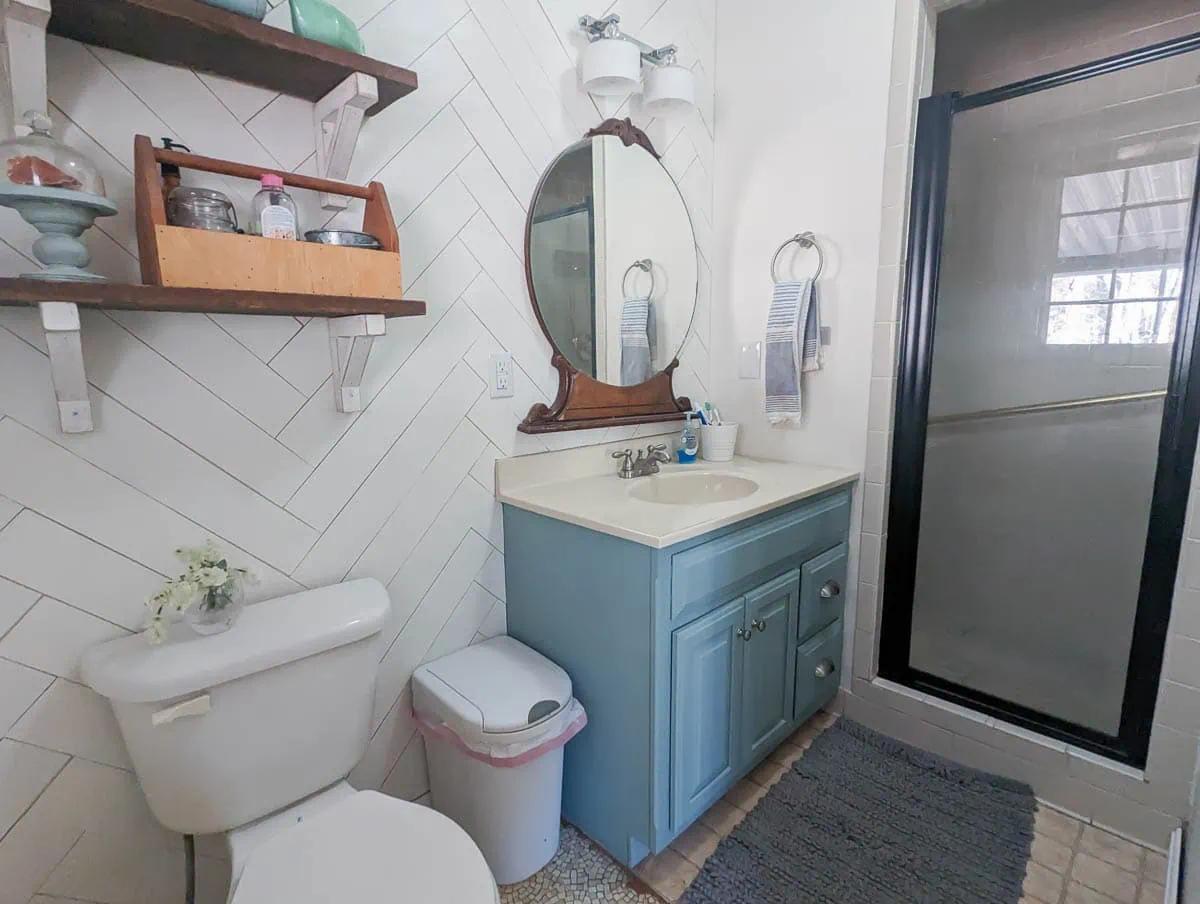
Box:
[880,34,1200,765]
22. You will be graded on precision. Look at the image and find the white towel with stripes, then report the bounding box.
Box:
[620,296,656,385]
[765,278,822,424]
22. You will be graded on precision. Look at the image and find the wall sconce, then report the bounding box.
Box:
[578,14,696,111]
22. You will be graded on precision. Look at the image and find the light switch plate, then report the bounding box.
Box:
[739,342,762,379]
[489,353,514,398]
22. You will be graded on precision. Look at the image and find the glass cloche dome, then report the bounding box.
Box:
[0,111,106,197]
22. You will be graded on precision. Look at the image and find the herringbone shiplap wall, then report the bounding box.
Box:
[0,0,714,899]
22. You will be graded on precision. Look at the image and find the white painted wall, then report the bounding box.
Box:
[711,0,899,695]
[0,1,715,901]
[711,0,894,472]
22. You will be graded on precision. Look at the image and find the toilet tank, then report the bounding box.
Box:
[81,579,390,835]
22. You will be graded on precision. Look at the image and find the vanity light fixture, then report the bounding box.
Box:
[643,49,696,113]
[578,14,696,111]
[580,29,641,96]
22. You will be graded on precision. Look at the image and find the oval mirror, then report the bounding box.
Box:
[525,124,698,389]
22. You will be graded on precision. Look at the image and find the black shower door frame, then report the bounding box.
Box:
[878,31,1200,767]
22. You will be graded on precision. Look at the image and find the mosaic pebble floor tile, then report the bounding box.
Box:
[498,824,660,904]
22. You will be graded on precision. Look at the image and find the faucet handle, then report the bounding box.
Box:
[648,443,667,453]
[612,448,635,477]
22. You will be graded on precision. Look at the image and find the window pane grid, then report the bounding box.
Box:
[1049,161,1189,345]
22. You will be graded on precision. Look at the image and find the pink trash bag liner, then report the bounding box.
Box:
[413,704,587,768]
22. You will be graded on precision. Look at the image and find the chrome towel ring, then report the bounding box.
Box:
[622,258,655,299]
[770,232,824,283]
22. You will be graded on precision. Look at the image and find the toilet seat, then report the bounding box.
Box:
[231,790,499,904]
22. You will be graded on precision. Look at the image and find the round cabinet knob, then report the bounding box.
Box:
[819,580,841,600]
[814,658,836,679]
[752,618,767,633]
[736,627,752,641]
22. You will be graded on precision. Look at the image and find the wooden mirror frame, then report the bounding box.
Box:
[519,118,694,434]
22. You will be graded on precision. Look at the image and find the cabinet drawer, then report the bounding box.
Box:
[671,493,850,625]
[797,543,847,642]
[794,620,842,725]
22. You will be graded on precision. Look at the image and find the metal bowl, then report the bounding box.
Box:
[304,229,383,250]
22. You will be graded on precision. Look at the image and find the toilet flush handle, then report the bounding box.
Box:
[151,693,211,726]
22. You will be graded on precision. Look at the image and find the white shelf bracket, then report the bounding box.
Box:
[39,301,93,433]
[1,0,51,137]
[313,72,378,211]
[328,313,385,413]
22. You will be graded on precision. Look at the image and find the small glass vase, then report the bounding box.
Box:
[185,578,245,636]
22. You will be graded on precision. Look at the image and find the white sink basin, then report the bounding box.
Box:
[629,472,760,505]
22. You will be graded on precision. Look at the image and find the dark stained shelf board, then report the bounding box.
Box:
[0,279,426,319]
[48,0,418,116]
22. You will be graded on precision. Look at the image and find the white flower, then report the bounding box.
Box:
[193,566,228,588]
[144,542,256,644]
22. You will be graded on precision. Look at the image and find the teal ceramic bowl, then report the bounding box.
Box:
[197,0,269,20]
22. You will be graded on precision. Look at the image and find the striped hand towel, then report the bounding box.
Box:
[765,278,822,424]
[620,296,657,385]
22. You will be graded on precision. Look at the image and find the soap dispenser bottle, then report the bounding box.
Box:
[678,413,699,463]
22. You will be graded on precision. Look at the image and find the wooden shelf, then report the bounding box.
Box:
[47,0,418,116]
[0,279,426,319]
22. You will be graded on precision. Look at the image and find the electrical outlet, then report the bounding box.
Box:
[490,353,514,398]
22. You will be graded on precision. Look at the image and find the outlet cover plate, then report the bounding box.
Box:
[490,352,514,398]
[739,342,762,379]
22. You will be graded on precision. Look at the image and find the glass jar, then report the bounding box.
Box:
[250,174,298,239]
[0,111,105,196]
[168,186,239,233]
[185,573,246,636]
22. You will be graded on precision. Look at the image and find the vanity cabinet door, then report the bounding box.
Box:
[670,597,745,831]
[739,570,800,767]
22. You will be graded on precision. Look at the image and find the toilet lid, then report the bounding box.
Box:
[232,791,498,904]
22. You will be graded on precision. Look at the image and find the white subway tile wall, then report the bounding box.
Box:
[848,0,1200,849]
[0,1,715,900]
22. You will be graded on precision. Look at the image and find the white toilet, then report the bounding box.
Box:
[80,578,499,904]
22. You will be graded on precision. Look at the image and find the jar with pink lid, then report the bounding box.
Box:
[250,173,298,240]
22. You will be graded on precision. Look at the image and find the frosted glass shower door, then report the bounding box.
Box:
[891,49,1200,749]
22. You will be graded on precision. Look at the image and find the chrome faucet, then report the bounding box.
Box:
[612,444,671,478]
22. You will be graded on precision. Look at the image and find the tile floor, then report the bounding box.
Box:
[503,708,1168,904]
[498,823,659,903]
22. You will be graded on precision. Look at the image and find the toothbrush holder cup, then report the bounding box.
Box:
[699,424,739,462]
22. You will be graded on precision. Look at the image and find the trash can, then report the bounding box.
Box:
[411,636,587,885]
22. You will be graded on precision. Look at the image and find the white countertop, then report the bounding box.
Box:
[496,441,858,548]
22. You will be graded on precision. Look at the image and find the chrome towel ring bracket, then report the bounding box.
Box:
[770,232,824,283]
[622,258,656,299]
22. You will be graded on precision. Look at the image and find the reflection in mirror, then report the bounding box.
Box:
[526,131,698,388]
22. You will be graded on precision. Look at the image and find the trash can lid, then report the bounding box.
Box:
[412,636,573,737]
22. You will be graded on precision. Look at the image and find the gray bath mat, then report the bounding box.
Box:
[682,719,1035,904]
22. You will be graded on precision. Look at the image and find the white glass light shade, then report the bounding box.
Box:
[581,38,641,96]
[643,64,696,113]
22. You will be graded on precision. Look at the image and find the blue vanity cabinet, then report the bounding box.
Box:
[502,484,853,868]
